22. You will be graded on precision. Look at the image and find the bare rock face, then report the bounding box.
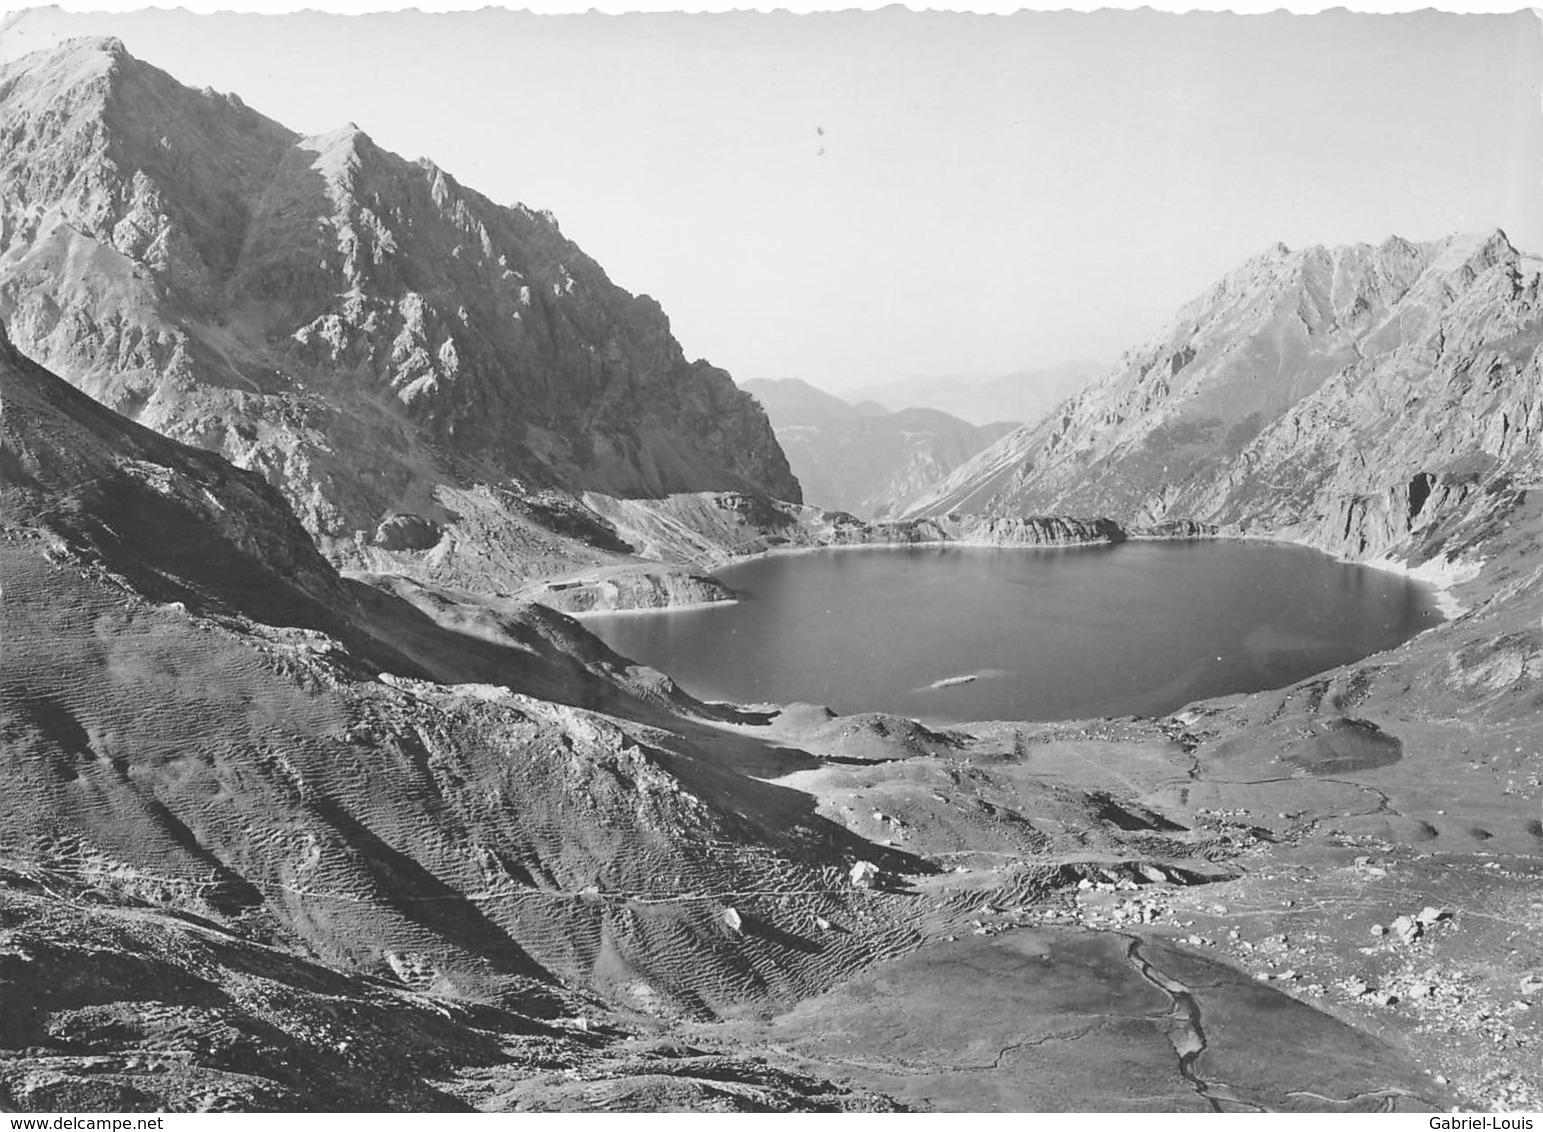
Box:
[905,232,1543,568]
[818,511,1127,548]
[0,37,799,586]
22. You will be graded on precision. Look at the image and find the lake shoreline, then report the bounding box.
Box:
[1215,530,1476,621]
[583,539,1443,726]
[587,527,1460,627]
[568,596,741,620]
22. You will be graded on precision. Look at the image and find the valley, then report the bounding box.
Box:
[739,378,1019,519]
[0,33,1539,1115]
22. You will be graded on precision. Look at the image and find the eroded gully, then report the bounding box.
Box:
[1119,933,1268,1113]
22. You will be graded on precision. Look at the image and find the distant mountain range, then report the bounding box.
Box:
[741,378,1018,518]
[0,37,798,593]
[845,361,1106,428]
[906,230,1543,571]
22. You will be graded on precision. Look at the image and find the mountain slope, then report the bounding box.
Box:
[0,321,936,1031]
[0,866,906,1112]
[0,37,798,590]
[743,378,1017,518]
[905,231,1543,567]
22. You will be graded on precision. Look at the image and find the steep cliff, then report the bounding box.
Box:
[0,37,798,587]
[743,378,1018,518]
[906,231,1543,569]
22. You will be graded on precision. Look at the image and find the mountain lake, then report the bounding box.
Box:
[584,541,1441,723]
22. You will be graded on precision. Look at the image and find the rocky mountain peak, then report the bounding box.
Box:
[0,35,124,94]
[1,37,296,311]
[71,34,129,58]
[1429,226,1518,278]
[298,122,377,188]
[1157,231,1522,373]
[304,121,368,151]
[0,38,800,590]
[905,230,1542,569]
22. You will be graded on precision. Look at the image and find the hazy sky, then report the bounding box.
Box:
[2,6,1540,391]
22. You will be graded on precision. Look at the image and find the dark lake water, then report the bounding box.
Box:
[585,542,1440,724]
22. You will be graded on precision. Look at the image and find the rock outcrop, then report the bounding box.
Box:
[514,494,1133,611]
[743,377,1018,518]
[533,564,738,615]
[905,232,1543,570]
[816,511,1127,549]
[0,38,799,589]
[580,490,1131,566]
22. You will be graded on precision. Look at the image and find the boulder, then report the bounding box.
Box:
[1390,915,1422,944]
[849,861,880,889]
